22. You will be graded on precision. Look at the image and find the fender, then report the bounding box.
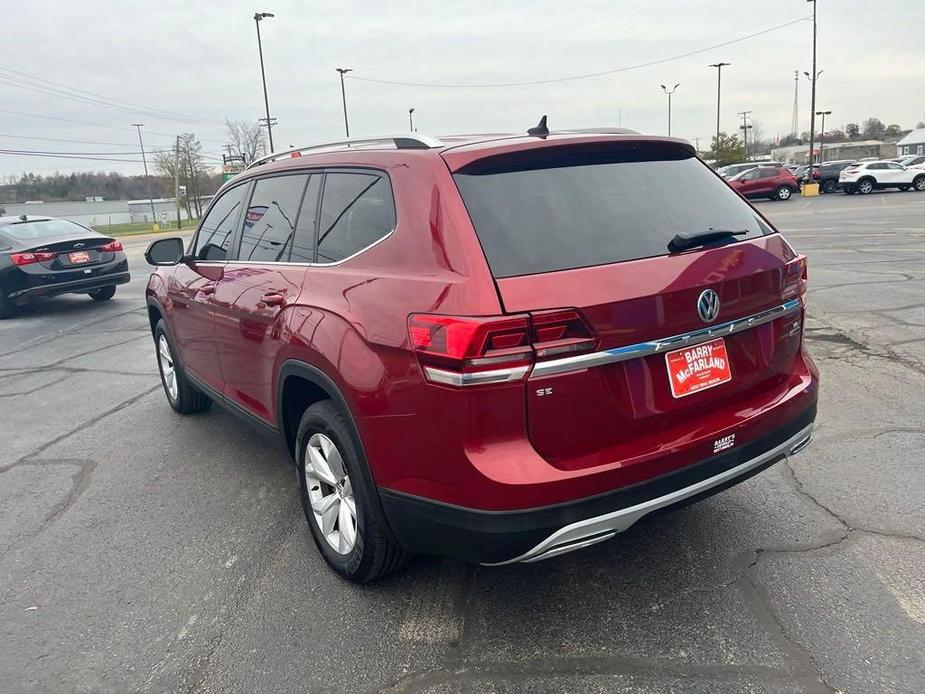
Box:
[277,359,403,545]
[277,359,362,457]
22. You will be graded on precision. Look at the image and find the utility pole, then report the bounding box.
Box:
[791,70,800,138]
[254,12,275,152]
[806,0,818,177]
[408,107,415,131]
[174,135,181,230]
[738,110,752,161]
[660,83,679,137]
[708,62,730,148]
[337,68,353,137]
[132,123,157,226]
[816,110,831,163]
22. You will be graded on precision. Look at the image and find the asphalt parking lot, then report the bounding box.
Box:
[1,191,924,693]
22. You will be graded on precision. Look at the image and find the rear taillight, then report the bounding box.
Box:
[11,251,57,266]
[99,240,123,252]
[409,310,598,387]
[782,256,808,305]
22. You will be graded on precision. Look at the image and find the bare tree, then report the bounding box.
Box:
[153,133,211,218]
[225,119,267,164]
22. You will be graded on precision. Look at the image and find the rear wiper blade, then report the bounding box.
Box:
[667,228,747,253]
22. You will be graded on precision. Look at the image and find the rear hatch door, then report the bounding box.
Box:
[450,138,805,471]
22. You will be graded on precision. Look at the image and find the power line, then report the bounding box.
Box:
[0,132,164,147]
[0,65,226,129]
[0,110,228,146]
[0,151,146,163]
[0,148,172,156]
[348,17,810,88]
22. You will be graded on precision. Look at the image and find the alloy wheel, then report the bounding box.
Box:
[304,433,357,555]
[859,180,874,194]
[158,335,178,401]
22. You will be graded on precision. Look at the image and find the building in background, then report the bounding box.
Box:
[771,140,897,165]
[896,129,925,157]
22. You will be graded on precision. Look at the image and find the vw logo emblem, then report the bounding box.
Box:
[697,289,720,323]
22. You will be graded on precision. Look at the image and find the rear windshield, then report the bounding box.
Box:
[0,218,90,241]
[453,144,774,278]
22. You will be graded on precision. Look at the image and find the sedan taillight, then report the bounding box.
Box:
[11,251,58,266]
[99,240,123,252]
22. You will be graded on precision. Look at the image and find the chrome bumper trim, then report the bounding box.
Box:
[423,365,530,387]
[530,299,803,379]
[483,422,814,566]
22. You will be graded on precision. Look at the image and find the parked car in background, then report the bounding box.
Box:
[0,215,129,318]
[839,161,925,194]
[793,165,821,183]
[717,162,758,179]
[817,161,857,194]
[144,129,817,582]
[727,166,799,200]
[897,154,925,168]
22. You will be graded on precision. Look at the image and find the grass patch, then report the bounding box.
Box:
[92,219,199,237]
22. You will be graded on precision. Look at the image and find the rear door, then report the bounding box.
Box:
[451,140,804,466]
[213,172,319,423]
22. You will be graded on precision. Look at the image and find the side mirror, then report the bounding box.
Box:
[145,237,185,266]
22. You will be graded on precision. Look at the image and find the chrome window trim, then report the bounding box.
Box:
[483,423,814,566]
[423,365,529,387]
[220,229,395,268]
[530,299,802,379]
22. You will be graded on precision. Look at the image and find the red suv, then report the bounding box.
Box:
[727,166,800,201]
[145,130,817,582]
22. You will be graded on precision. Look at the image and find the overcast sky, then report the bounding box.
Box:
[2,0,923,177]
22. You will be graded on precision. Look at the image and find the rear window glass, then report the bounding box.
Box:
[0,218,90,241]
[453,145,773,278]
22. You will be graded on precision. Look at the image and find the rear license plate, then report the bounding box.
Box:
[68,251,91,263]
[665,337,732,398]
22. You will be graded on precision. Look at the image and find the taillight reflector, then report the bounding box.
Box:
[99,240,123,252]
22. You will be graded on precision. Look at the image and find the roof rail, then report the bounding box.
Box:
[246,133,443,170]
[551,127,641,135]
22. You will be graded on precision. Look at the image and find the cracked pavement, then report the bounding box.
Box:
[1,193,924,693]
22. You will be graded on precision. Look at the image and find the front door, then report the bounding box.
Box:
[214,172,319,424]
[167,183,249,391]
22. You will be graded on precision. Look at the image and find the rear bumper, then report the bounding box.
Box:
[8,266,130,300]
[380,404,816,564]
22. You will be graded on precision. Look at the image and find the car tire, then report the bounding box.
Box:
[857,178,875,194]
[913,175,925,192]
[773,186,793,201]
[153,319,211,414]
[821,179,838,194]
[296,400,410,583]
[88,285,116,301]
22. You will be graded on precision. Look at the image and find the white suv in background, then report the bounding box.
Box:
[839,160,925,194]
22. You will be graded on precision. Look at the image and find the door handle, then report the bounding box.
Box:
[200,283,216,295]
[261,292,287,307]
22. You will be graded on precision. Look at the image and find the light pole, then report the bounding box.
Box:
[805,0,817,177]
[253,12,275,153]
[336,68,353,137]
[408,108,415,131]
[660,83,679,137]
[815,110,831,163]
[132,123,157,225]
[708,62,730,148]
[738,110,752,161]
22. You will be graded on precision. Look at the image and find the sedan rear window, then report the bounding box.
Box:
[0,218,90,241]
[453,144,773,278]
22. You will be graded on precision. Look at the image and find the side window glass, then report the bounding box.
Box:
[193,185,247,260]
[317,173,395,263]
[238,174,309,262]
[289,175,322,263]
